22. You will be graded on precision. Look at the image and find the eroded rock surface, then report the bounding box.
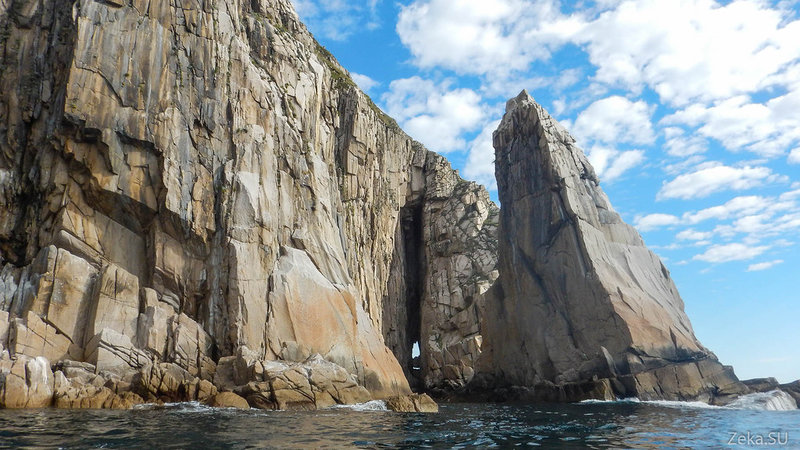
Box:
[478,91,748,403]
[0,0,498,406]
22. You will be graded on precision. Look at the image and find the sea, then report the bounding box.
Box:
[1,393,798,449]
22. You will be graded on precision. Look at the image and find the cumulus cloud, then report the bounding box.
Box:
[693,243,770,263]
[657,163,785,200]
[747,260,785,272]
[463,120,501,191]
[572,96,655,145]
[634,213,681,232]
[790,149,800,164]
[684,195,768,224]
[396,0,580,77]
[586,146,645,182]
[662,127,708,157]
[576,0,800,107]
[663,92,800,157]
[350,72,379,92]
[381,77,485,153]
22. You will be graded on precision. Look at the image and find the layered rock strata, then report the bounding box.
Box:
[0,0,495,407]
[478,91,748,404]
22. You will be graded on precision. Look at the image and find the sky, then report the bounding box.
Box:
[291,0,800,383]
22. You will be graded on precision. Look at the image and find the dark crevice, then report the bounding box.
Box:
[383,200,425,391]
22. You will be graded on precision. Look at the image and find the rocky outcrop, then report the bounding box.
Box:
[208,391,250,409]
[477,91,748,404]
[220,351,372,410]
[0,0,497,406]
[384,393,439,413]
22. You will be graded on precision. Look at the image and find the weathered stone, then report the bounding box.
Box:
[9,311,81,362]
[0,311,8,351]
[132,362,214,403]
[137,302,171,359]
[779,381,800,407]
[385,393,439,413]
[0,0,504,405]
[85,328,150,373]
[0,356,54,408]
[479,91,748,403]
[231,354,371,410]
[743,377,781,393]
[208,391,250,409]
[87,264,140,341]
[167,313,216,379]
[53,371,145,409]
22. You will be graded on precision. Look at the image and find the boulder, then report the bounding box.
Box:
[743,377,781,393]
[0,356,54,408]
[85,328,151,373]
[53,371,144,409]
[167,314,216,379]
[133,362,216,403]
[385,393,439,413]
[9,311,81,362]
[233,354,371,410]
[207,391,250,409]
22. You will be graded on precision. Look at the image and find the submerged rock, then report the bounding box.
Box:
[384,393,439,413]
[478,91,748,404]
[207,392,250,410]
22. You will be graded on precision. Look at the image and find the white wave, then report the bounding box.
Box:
[328,400,388,411]
[581,390,799,411]
[579,398,720,409]
[727,391,798,411]
[133,401,217,412]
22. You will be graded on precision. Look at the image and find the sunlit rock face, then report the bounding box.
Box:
[478,91,747,404]
[0,0,496,403]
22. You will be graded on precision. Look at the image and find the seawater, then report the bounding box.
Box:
[1,397,798,449]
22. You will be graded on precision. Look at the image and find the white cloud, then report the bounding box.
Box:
[663,91,800,157]
[790,148,800,164]
[661,127,707,157]
[586,146,645,182]
[657,163,785,200]
[677,229,713,241]
[683,195,768,224]
[747,260,785,272]
[572,96,655,145]
[694,243,770,263]
[292,0,382,41]
[396,0,580,77]
[576,0,800,107]
[350,72,378,92]
[635,213,680,232]
[381,77,485,153]
[463,120,501,191]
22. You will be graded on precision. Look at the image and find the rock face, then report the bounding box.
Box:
[0,0,496,406]
[478,91,747,403]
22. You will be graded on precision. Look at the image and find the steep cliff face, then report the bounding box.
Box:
[478,91,746,403]
[0,0,496,405]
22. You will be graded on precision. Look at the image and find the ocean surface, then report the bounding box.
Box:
[1,395,798,449]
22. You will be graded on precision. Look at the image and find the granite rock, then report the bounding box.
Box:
[478,91,748,403]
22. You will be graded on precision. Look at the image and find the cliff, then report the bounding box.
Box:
[0,0,779,411]
[477,91,748,404]
[0,0,497,408]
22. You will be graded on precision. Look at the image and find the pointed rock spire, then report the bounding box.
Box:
[478,91,746,403]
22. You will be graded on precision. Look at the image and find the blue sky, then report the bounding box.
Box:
[292,0,800,383]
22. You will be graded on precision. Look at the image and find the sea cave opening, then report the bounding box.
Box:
[383,201,425,390]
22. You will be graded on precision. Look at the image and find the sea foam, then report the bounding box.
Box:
[581,390,799,411]
[727,390,798,411]
[328,400,389,411]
